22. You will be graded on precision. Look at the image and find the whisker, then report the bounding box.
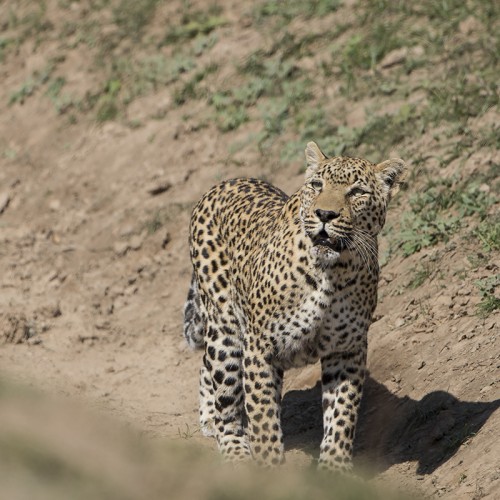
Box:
[348,235,370,271]
[349,230,378,272]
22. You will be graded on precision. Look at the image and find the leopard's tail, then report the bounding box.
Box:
[183,273,205,349]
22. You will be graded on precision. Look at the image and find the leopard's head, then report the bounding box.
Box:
[299,141,407,264]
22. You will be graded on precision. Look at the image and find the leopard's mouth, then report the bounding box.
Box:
[311,230,348,253]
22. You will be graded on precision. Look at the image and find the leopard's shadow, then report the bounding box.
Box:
[281,375,500,475]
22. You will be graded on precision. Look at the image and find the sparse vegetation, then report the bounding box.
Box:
[3,0,498,260]
[384,172,496,257]
[254,0,341,25]
[476,276,500,317]
[9,63,55,105]
[113,0,160,39]
[1,1,499,499]
[5,0,497,180]
[409,265,432,289]
[95,79,121,122]
[173,63,218,105]
[162,6,226,44]
[475,217,500,252]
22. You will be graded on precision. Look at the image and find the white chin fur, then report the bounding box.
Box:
[310,246,340,263]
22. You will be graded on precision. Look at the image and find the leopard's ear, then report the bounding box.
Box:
[375,158,407,201]
[305,141,326,180]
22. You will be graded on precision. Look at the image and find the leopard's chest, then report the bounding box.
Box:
[265,273,373,369]
[266,276,334,366]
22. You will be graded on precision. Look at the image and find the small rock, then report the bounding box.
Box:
[113,241,129,256]
[486,319,497,330]
[183,169,195,182]
[130,232,145,251]
[49,199,61,211]
[380,47,408,68]
[395,317,405,328]
[95,320,111,330]
[162,231,171,249]
[147,180,172,196]
[26,337,43,346]
[178,340,189,352]
[136,257,152,273]
[385,380,400,394]
[436,295,453,308]
[410,45,424,58]
[479,183,490,193]
[37,302,62,318]
[44,270,60,283]
[459,16,482,35]
[113,296,128,310]
[0,192,10,214]
[124,284,138,296]
[458,297,470,306]
[77,334,99,343]
[416,360,426,370]
[2,313,31,343]
[480,385,493,394]
[120,225,135,237]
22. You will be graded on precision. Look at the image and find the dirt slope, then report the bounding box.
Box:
[0,1,498,498]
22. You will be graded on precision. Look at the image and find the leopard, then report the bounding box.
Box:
[183,141,407,471]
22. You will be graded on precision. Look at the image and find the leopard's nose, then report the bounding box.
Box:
[315,209,340,223]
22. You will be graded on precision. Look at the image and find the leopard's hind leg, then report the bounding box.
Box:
[199,363,216,437]
[204,303,251,462]
[184,274,215,435]
[183,273,205,349]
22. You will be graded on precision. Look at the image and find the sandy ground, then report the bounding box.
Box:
[0,1,499,498]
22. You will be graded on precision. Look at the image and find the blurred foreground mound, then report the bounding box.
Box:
[0,375,415,500]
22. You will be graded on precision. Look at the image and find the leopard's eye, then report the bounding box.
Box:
[310,180,323,191]
[348,187,370,197]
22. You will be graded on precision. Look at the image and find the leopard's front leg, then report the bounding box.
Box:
[318,347,366,472]
[243,337,284,467]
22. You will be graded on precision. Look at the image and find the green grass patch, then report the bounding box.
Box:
[162,6,226,44]
[408,265,432,289]
[475,216,500,252]
[393,177,495,256]
[7,1,53,46]
[476,275,500,318]
[9,62,55,105]
[115,54,196,104]
[0,37,12,62]
[338,22,403,72]
[254,0,341,25]
[90,53,197,121]
[206,57,310,134]
[282,102,417,165]
[424,70,499,125]
[210,91,250,132]
[173,63,218,105]
[95,79,121,122]
[113,0,160,39]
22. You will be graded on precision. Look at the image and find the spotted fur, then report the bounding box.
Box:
[184,142,407,470]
